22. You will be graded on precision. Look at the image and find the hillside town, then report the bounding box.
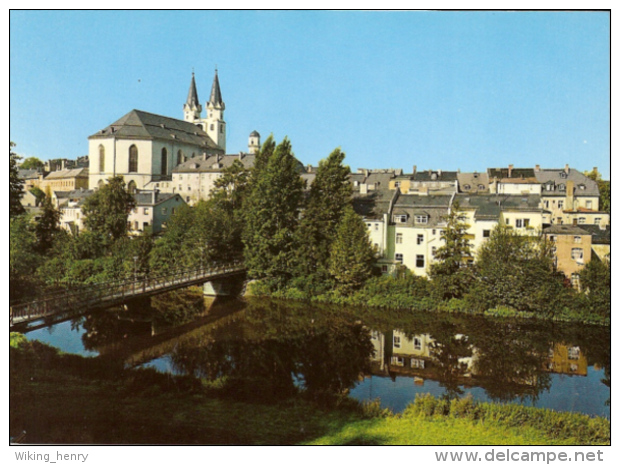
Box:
[16,71,610,292]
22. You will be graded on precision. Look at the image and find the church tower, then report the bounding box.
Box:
[183,72,202,124]
[248,130,261,154]
[206,69,226,152]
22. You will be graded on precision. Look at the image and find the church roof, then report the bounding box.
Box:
[185,72,200,108]
[89,109,223,152]
[209,70,225,108]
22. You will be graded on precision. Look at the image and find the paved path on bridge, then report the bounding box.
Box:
[10,262,246,329]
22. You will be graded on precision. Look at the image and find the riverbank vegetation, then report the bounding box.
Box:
[9,139,610,324]
[10,335,609,445]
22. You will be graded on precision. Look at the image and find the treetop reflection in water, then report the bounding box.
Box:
[29,289,610,416]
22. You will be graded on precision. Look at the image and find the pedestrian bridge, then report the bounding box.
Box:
[9,261,246,329]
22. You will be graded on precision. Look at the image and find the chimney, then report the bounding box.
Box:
[508,164,514,178]
[438,169,442,177]
[535,164,540,172]
[307,165,312,173]
[413,165,417,177]
[564,164,570,175]
[566,180,575,210]
[592,167,598,177]
[203,152,208,161]
[239,152,244,160]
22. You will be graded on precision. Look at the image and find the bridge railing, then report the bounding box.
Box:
[10,260,245,326]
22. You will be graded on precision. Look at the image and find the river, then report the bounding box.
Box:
[22,287,610,418]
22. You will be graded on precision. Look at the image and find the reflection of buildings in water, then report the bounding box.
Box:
[545,344,587,376]
[369,331,588,388]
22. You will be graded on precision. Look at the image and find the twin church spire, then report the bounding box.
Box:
[183,70,226,152]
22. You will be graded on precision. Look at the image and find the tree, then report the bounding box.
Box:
[579,256,610,318]
[20,156,44,171]
[428,200,474,300]
[473,225,565,313]
[81,176,135,246]
[34,189,61,254]
[585,169,610,213]
[295,148,353,284]
[10,215,42,300]
[328,206,376,294]
[243,138,305,287]
[10,142,25,218]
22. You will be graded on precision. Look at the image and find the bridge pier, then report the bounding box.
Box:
[203,280,230,296]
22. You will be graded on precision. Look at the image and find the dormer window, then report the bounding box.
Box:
[578,184,586,190]
[415,215,429,224]
[478,184,485,190]
[558,184,566,192]
[560,172,568,179]
[394,214,407,223]
[463,184,471,191]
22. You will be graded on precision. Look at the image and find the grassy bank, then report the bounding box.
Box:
[10,336,609,445]
[248,276,610,326]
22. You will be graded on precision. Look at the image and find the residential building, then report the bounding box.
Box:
[457,171,489,194]
[543,224,593,289]
[534,164,603,226]
[488,166,541,195]
[18,169,43,190]
[128,190,186,235]
[389,167,458,195]
[55,188,95,234]
[40,168,89,193]
[579,224,610,262]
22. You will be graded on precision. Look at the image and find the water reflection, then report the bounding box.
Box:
[23,288,610,416]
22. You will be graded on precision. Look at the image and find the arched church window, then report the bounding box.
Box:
[99,145,105,173]
[161,148,168,176]
[129,145,138,173]
[127,180,137,194]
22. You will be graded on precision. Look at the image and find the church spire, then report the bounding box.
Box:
[183,71,202,122]
[209,69,225,109]
[206,68,226,152]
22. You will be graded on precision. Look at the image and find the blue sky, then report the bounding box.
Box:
[10,10,611,178]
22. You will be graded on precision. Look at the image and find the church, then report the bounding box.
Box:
[87,70,259,193]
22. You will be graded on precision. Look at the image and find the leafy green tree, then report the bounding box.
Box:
[585,169,610,213]
[328,206,376,293]
[34,189,61,254]
[10,216,42,300]
[249,134,276,183]
[579,256,610,317]
[429,201,474,300]
[29,186,46,205]
[20,156,44,171]
[149,204,196,272]
[473,225,565,314]
[81,176,135,246]
[295,148,353,285]
[243,138,305,287]
[10,142,25,218]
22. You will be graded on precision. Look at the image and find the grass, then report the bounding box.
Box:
[10,337,609,445]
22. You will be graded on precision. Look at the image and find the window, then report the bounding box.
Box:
[394,336,401,349]
[143,222,149,230]
[411,358,425,369]
[574,236,582,243]
[432,229,436,235]
[505,218,510,225]
[431,246,437,256]
[210,124,214,131]
[161,148,168,176]
[416,255,425,268]
[594,217,601,225]
[171,208,176,215]
[571,248,583,261]
[394,215,407,223]
[578,217,586,225]
[414,337,422,350]
[516,219,523,228]
[391,356,405,367]
[558,184,566,191]
[396,233,403,244]
[549,235,556,242]
[415,215,428,224]
[381,265,389,274]
[586,200,593,209]
[463,184,471,190]
[558,200,564,209]
[394,181,401,188]
[99,145,105,173]
[375,223,379,231]
[143,208,149,215]
[177,150,183,165]
[544,200,550,209]
[127,181,137,194]
[220,125,224,134]
[162,208,168,215]
[483,229,491,238]
[568,346,580,360]
[524,218,530,228]
[129,145,138,173]
[367,223,372,228]
[417,234,424,245]
[395,253,404,264]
